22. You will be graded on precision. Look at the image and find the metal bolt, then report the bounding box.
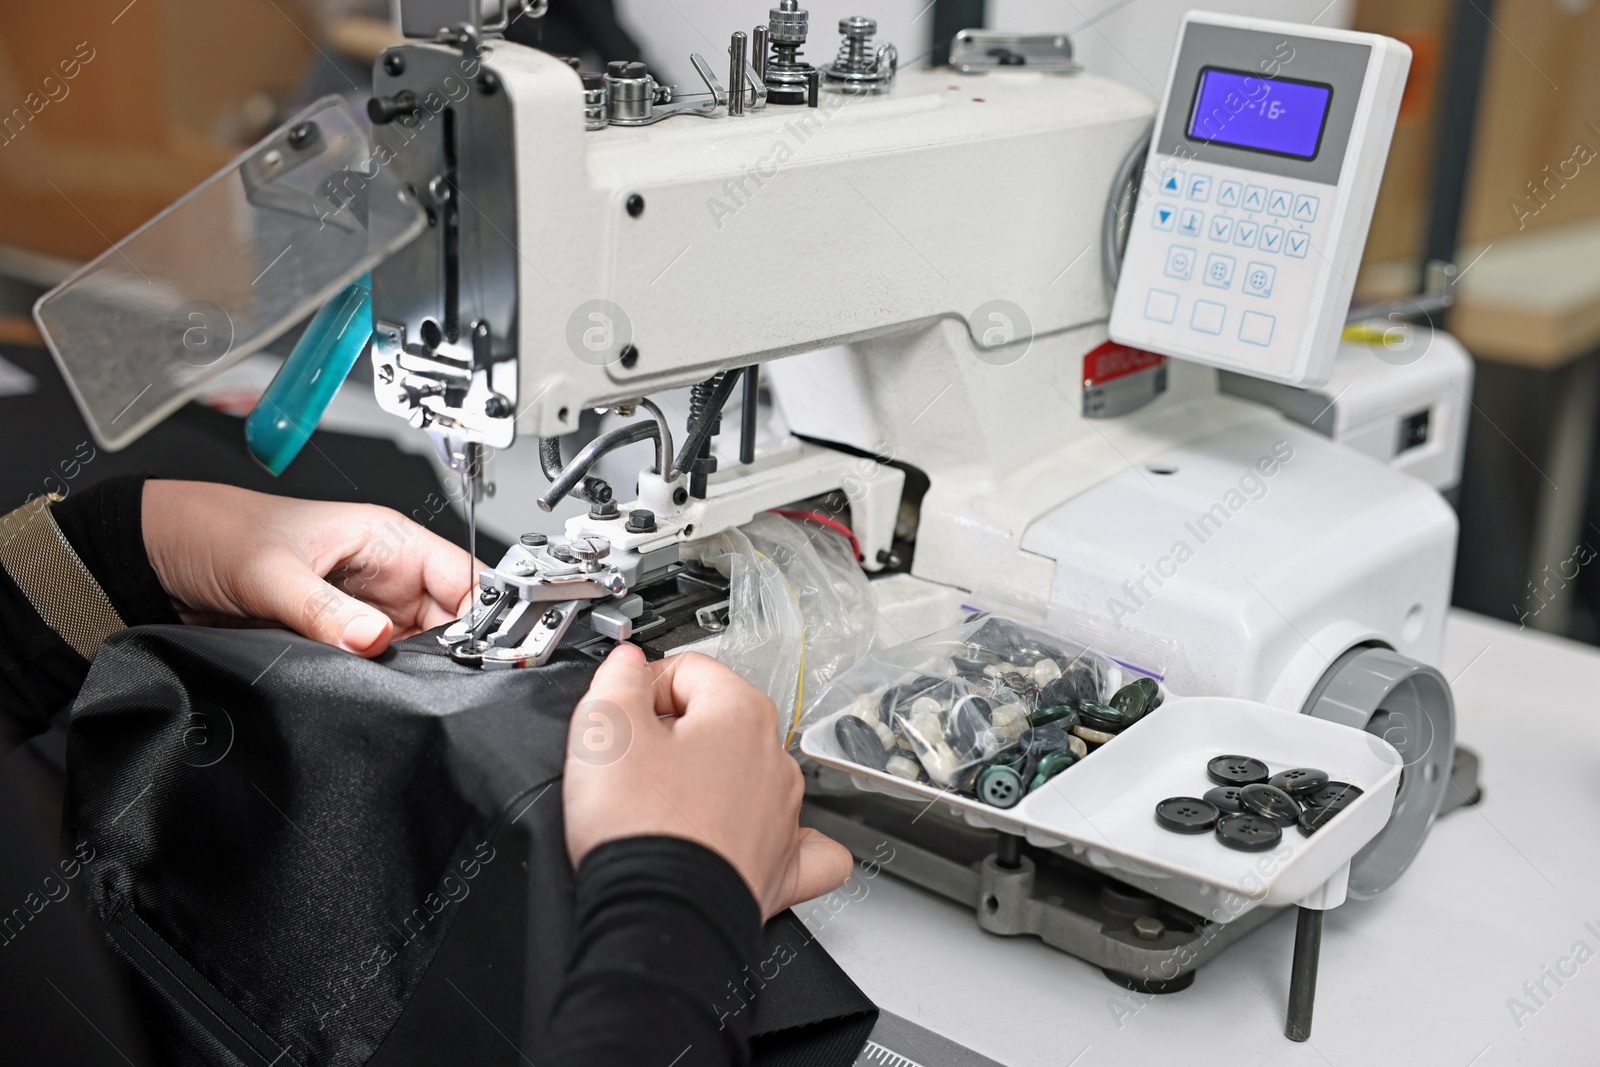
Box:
[287,121,317,149]
[383,52,405,76]
[541,609,562,628]
[1133,916,1164,941]
[626,509,657,533]
[519,532,549,548]
[589,499,620,521]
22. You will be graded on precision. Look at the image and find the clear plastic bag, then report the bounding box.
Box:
[685,512,878,744]
[802,613,1178,807]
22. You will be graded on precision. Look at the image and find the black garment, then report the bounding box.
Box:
[0,475,179,748]
[0,477,780,1065]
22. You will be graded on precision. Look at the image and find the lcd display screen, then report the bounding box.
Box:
[1187,67,1333,160]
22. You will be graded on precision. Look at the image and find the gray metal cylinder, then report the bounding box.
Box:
[1301,645,1456,898]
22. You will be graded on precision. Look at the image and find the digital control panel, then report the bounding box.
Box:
[1109,14,1411,386]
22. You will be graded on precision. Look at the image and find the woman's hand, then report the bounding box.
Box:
[142,480,481,657]
[563,645,853,920]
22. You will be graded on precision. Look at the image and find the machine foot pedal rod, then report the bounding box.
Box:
[1285,905,1322,1041]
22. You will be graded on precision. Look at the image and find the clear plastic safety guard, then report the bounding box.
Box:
[33,95,427,450]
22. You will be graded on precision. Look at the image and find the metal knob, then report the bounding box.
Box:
[839,15,876,36]
[570,536,611,566]
[768,0,807,44]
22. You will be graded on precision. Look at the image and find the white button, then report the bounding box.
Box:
[1293,194,1319,222]
[1216,181,1242,208]
[1242,262,1276,298]
[1177,208,1203,238]
[1243,185,1267,212]
[1187,174,1212,202]
[1233,220,1259,248]
[1285,230,1310,258]
[1267,189,1292,217]
[1259,226,1285,254]
[1240,311,1275,346]
[1145,289,1178,323]
[1164,245,1195,281]
[1191,300,1226,335]
[1158,172,1182,197]
[1152,203,1176,231]
[1203,253,1235,289]
[1209,216,1234,242]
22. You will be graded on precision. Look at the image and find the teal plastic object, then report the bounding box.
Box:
[244,278,373,475]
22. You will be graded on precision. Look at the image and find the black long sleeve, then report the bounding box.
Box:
[547,836,764,1066]
[0,475,178,748]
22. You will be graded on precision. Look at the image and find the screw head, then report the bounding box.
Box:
[840,15,876,36]
[619,343,639,369]
[519,532,548,547]
[1132,916,1164,941]
[626,193,645,218]
[477,71,499,94]
[626,509,657,533]
[589,499,620,520]
[672,487,689,505]
[571,536,611,562]
[383,52,406,76]
[287,121,317,150]
[485,394,512,418]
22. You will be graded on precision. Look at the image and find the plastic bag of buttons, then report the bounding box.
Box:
[801,612,1178,807]
[686,512,878,746]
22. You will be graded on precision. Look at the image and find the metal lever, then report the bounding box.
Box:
[608,54,726,126]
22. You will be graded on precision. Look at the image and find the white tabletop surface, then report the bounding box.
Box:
[808,609,1600,1067]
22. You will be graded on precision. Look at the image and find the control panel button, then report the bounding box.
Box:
[1267,189,1292,217]
[1216,180,1242,208]
[1203,252,1235,289]
[1259,226,1285,254]
[1145,289,1178,323]
[1209,216,1234,242]
[1293,194,1319,222]
[1186,174,1212,202]
[1152,204,1177,231]
[1233,220,1259,248]
[1285,230,1310,258]
[1242,185,1267,212]
[1242,261,1276,297]
[1164,245,1196,281]
[1191,300,1226,335]
[1158,172,1182,196]
[1177,208,1203,238]
[1240,311,1275,346]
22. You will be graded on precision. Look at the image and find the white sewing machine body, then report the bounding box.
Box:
[364,21,1459,715]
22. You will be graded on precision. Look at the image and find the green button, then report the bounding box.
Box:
[1028,748,1080,793]
[977,765,1024,808]
[1108,680,1151,720]
[1027,703,1078,728]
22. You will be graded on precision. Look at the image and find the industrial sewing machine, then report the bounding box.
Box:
[35,0,1478,1042]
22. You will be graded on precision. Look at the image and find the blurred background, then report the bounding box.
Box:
[0,0,1596,644]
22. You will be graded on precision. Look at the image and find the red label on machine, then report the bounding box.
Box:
[1082,341,1167,419]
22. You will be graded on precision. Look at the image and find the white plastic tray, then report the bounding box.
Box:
[800,695,1401,921]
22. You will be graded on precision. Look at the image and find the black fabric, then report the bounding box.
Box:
[51,474,181,631]
[0,475,177,749]
[64,624,874,1066]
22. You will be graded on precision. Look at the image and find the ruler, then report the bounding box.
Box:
[852,1011,1004,1067]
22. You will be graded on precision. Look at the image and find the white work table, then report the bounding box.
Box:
[809,610,1600,1066]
